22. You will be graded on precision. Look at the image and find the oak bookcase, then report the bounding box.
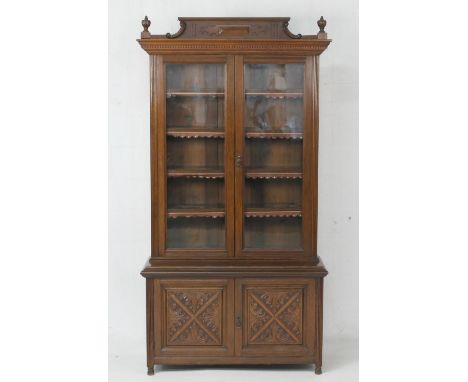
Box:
[138,16,331,376]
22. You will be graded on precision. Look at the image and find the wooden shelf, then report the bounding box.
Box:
[167,128,224,139]
[168,208,225,219]
[245,92,303,98]
[245,168,303,179]
[245,131,303,140]
[167,167,224,179]
[166,91,224,98]
[245,207,302,218]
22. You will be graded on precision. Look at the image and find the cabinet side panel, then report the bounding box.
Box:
[314,277,324,368]
[225,56,236,256]
[311,56,323,256]
[302,57,313,257]
[146,279,155,367]
[312,56,319,257]
[150,55,159,256]
[156,56,167,255]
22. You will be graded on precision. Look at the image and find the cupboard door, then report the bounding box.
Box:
[235,278,316,357]
[235,57,317,257]
[155,279,234,356]
[157,56,235,256]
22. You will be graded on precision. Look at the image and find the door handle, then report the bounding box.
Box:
[235,315,242,327]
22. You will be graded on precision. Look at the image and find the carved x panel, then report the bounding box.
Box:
[166,289,222,346]
[247,288,303,345]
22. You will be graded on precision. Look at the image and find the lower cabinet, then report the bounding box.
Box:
[151,277,321,363]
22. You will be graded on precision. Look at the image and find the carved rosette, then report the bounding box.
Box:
[166,289,222,346]
[247,288,303,344]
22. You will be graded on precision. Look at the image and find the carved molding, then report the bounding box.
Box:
[246,174,303,180]
[168,213,225,219]
[246,132,303,140]
[161,17,306,40]
[167,132,225,139]
[167,168,224,179]
[167,174,224,179]
[139,39,330,55]
[282,21,302,39]
[167,208,225,219]
[245,210,302,218]
[166,20,187,39]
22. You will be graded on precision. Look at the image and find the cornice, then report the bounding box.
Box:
[138,38,331,55]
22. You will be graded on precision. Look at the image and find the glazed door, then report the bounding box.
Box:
[234,56,317,257]
[156,56,235,257]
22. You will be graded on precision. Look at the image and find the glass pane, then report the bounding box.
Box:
[245,97,303,133]
[244,64,304,93]
[168,178,224,210]
[245,63,304,134]
[244,217,302,249]
[245,178,301,209]
[243,63,304,251]
[167,218,225,249]
[167,95,224,130]
[167,64,224,92]
[166,63,226,250]
[244,139,302,172]
[167,137,224,170]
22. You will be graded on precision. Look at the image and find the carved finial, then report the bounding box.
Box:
[141,16,151,38]
[317,16,327,39]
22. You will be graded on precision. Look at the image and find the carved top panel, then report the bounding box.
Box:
[165,17,302,40]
